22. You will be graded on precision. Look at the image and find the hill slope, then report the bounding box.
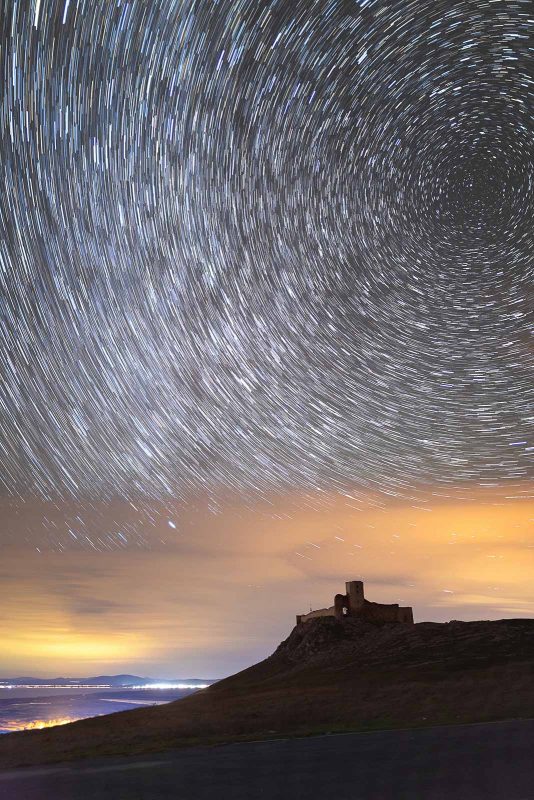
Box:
[2,617,534,768]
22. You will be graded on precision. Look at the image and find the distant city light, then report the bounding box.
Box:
[131,683,210,690]
[0,682,211,690]
[0,684,113,690]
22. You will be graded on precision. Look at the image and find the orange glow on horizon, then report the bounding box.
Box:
[22,717,76,731]
[2,717,78,732]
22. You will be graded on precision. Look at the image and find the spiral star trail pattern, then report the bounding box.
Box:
[0,0,532,506]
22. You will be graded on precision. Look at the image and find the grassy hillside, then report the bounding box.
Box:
[2,617,534,768]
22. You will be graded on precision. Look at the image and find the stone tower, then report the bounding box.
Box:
[346,580,364,613]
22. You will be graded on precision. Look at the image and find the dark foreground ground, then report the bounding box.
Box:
[1,719,533,800]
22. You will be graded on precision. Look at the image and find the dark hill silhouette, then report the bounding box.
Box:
[2,618,534,768]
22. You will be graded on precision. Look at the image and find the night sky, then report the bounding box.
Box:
[0,0,533,677]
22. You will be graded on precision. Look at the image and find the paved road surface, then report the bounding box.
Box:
[1,719,533,799]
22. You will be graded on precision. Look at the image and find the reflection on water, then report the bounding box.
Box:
[0,687,205,733]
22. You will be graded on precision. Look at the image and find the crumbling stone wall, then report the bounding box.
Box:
[297,580,414,625]
[361,600,407,624]
[296,606,337,625]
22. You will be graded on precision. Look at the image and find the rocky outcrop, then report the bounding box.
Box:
[275,616,534,671]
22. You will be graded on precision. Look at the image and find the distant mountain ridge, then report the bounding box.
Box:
[0,675,215,686]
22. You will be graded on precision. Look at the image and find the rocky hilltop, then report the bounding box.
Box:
[276,616,534,670]
[2,618,534,768]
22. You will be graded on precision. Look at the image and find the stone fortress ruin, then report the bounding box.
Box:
[296,580,414,626]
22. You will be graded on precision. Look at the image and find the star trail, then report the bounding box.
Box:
[0,0,532,507]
